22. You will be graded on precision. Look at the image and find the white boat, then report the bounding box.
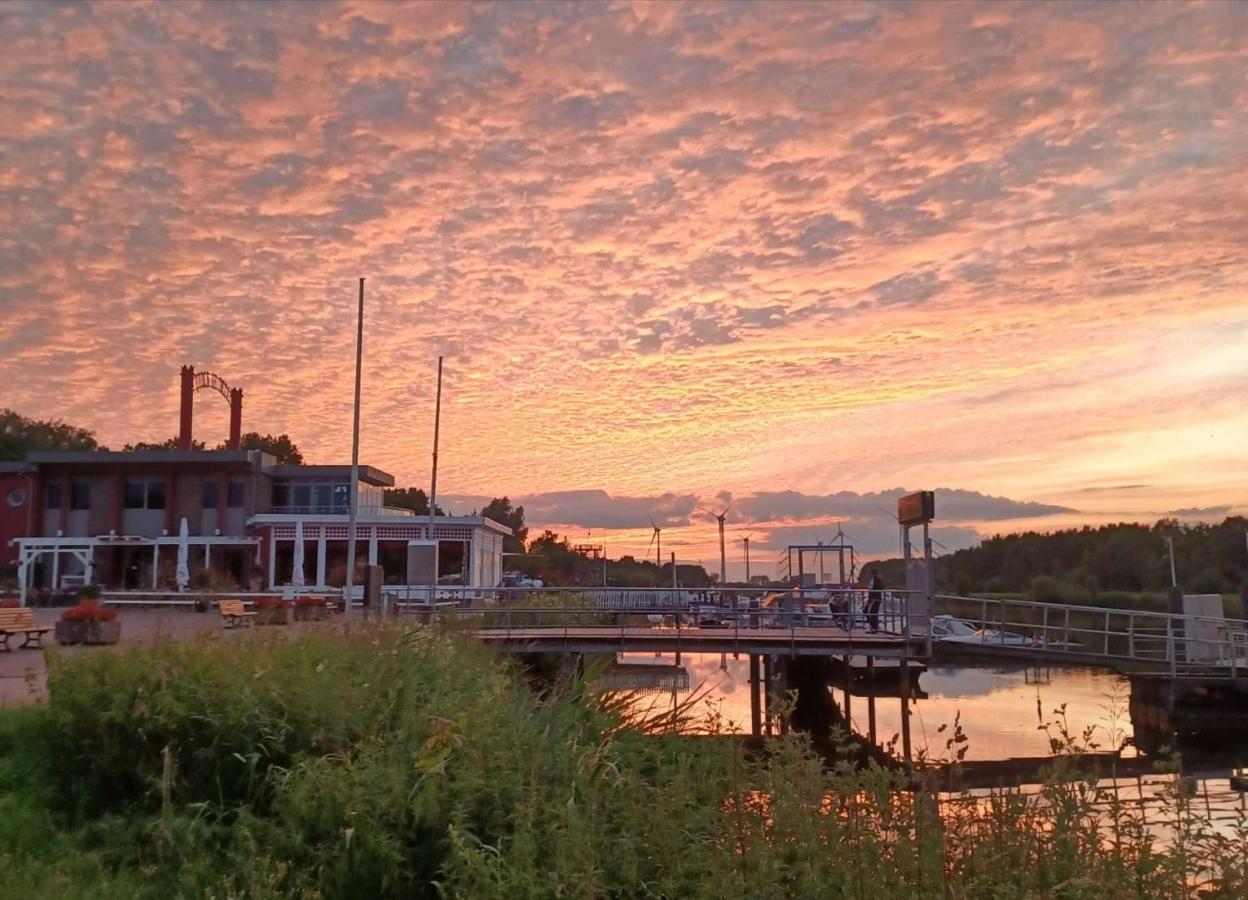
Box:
[931,614,1036,647]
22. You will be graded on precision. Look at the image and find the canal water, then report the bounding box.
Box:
[623,653,1158,762]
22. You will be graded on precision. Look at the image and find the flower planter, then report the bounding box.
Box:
[256,606,291,626]
[293,605,329,622]
[55,619,122,646]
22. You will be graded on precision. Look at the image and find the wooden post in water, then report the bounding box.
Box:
[867,656,877,746]
[842,655,852,725]
[749,654,762,737]
[899,658,913,769]
[762,655,772,736]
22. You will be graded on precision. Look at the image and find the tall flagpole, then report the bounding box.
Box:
[427,357,444,601]
[344,277,365,617]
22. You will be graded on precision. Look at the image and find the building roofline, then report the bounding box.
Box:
[0,461,37,473]
[263,464,394,487]
[25,449,268,467]
[249,513,511,535]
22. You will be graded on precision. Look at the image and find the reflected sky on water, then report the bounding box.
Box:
[621,653,1134,761]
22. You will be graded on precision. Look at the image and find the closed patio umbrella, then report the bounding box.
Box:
[292,520,306,589]
[176,517,190,592]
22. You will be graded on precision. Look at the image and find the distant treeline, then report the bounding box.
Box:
[932,517,1248,600]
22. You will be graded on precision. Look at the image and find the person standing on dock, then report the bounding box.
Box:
[866,569,884,633]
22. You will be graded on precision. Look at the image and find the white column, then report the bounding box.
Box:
[51,549,60,593]
[268,529,277,590]
[84,546,94,586]
[17,547,28,606]
[367,526,378,565]
[152,544,160,589]
[315,528,327,588]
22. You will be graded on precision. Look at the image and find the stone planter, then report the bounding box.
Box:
[293,604,329,622]
[255,605,291,626]
[55,619,122,646]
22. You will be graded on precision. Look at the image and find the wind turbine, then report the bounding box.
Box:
[740,533,753,584]
[699,501,734,587]
[647,516,662,568]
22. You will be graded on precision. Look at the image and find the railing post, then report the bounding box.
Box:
[1103,611,1110,656]
[1063,607,1071,649]
[1166,618,1176,677]
[1127,613,1134,659]
[1041,603,1049,648]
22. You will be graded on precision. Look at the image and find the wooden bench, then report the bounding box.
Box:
[218,598,256,628]
[0,608,52,650]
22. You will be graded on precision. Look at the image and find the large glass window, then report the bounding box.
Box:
[271,479,353,514]
[227,480,245,508]
[45,482,63,509]
[70,480,90,510]
[202,479,219,509]
[147,481,166,510]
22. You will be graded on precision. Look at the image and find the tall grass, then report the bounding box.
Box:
[0,622,1244,897]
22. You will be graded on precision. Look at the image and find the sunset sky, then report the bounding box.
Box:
[2,1,1246,575]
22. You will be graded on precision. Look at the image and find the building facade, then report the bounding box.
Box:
[1,450,508,604]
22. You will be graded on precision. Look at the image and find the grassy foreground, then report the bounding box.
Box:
[0,625,1245,898]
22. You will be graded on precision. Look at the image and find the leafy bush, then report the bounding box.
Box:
[79,583,101,600]
[254,597,291,609]
[3,624,1243,898]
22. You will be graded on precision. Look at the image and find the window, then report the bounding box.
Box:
[70,480,90,511]
[46,482,63,509]
[124,480,166,510]
[271,478,351,513]
[202,479,219,510]
[124,481,146,509]
[227,480,245,509]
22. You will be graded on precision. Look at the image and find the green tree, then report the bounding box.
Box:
[384,487,444,516]
[228,432,303,464]
[0,409,104,460]
[481,497,528,553]
[123,436,206,451]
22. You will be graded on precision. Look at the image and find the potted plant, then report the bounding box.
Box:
[293,594,330,622]
[55,588,120,645]
[254,596,291,626]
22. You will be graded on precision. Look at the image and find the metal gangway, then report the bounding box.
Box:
[934,593,1248,678]
[378,585,927,659]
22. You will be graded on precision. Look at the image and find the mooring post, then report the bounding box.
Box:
[867,656,877,745]
[749,654,762,737]
[842,655,852,725]
[762,655,772,736]
[899,658,913,769]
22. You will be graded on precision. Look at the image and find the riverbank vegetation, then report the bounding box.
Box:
[1,625,1245,897]
[936,517,1248,602]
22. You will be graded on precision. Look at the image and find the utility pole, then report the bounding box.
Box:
[718,515,727,586]
[1165,535,1177,588]
[344,277,365,618]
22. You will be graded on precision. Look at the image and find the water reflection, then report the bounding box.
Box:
[619,654,1136,761]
